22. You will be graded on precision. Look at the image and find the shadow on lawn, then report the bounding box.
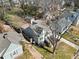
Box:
[42,47,53,53]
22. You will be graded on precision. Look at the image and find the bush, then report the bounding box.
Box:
[21,4,40,17]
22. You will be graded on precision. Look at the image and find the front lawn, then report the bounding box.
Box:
[34,42,76,59]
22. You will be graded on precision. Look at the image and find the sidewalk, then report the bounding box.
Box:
[61,38,79,49]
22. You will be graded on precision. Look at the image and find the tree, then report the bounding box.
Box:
[47,17,61,54]
[19,0,43,18]
[74,0,79,8]
[9,0,13,7]
[0,23,4,33]
[46,0,62,54]
[0,0,5,20]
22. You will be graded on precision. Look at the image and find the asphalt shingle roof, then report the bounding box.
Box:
[0,31,22,57]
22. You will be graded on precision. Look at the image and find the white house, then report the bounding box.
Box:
[56,11,78,34]
[0,32,23,59]
[76,16,79,26]
[73,10,79,27]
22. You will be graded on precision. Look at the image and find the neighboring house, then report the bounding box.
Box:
[44,11,78,34]
[75,15,79,26]
[55,11,78,34]
[0,32,23,59]
[73,10,79,26]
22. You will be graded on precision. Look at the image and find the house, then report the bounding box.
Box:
[22,19,50,46]
[0,31,23,59]
[44,11,78,34]
[55,11,78,34]
[75,15,79,26]
[73,10,79,27]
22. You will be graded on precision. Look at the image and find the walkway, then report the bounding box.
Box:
[22,39,43,59]
[27,44,43,59]
[61,38,79,49]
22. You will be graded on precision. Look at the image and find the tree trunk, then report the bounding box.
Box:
[9,0,13,8]
[52,42,57,54]
[0,0,5,20]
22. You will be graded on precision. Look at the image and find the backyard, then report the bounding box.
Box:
[4,14,27,28]
[34,42,76,59]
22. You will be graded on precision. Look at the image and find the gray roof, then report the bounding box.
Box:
[0,34,11,57]
[22,27,37,38]
[57,11,78,34]
[6,32,22,44]
[0,31,22,57]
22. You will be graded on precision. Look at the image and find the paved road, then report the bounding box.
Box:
[61,38,79,49]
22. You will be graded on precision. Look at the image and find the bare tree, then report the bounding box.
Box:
[46,0,62,54]
[0,0,5,20]
[47,16,61,54]
[9,0,13,8]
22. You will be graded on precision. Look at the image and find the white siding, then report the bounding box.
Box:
[76,17,79,26]
[3,43,23,59]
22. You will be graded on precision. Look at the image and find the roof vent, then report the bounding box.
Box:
[3,33,7,39]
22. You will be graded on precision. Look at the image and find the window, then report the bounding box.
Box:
[10,50,18,58]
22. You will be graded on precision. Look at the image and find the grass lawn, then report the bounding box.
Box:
[34,42,76,59]
[63,32,79,46]
[5,14,27,28]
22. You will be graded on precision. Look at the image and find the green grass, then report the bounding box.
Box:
[34,42,76,59]
[54,42,76,59]
[4,14,26,29]
[63,32,79,46]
